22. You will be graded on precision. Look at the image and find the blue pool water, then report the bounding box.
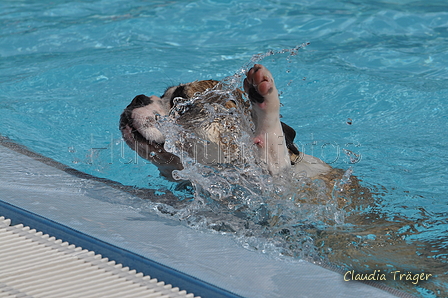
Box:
[1,0,447,297]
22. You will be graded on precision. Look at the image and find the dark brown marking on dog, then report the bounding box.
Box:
[281,122,301,164]
[248,85,265,103]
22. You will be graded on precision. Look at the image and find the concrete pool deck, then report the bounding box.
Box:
[0,139,406,298]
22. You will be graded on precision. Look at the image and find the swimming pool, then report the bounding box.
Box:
[1,0,447,297]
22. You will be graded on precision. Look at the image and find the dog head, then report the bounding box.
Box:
[119,79,300,179]
[120,80,221,147]
[119,80,247,178]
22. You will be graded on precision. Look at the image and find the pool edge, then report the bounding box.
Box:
[0,135,417,298]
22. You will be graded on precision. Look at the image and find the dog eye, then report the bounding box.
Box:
[171,86,186,99]
[170,86,187,107]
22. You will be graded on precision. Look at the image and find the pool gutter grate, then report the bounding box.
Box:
[0,216,200,298]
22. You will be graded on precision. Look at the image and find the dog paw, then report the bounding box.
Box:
[243,64,277,105]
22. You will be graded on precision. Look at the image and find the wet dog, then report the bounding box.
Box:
[120,64,333,182]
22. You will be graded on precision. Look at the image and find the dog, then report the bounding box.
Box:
[120,64,338,186]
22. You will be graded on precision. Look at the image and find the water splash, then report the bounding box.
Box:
[220,43,310,90]
[155,46,347,261]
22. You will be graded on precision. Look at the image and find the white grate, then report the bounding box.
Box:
[0,216,200,298]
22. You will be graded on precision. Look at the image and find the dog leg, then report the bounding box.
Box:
[244,64,291,174]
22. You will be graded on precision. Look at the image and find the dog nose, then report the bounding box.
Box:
[130,94,153,108]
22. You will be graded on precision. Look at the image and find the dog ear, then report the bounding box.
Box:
[281,122,300,155]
